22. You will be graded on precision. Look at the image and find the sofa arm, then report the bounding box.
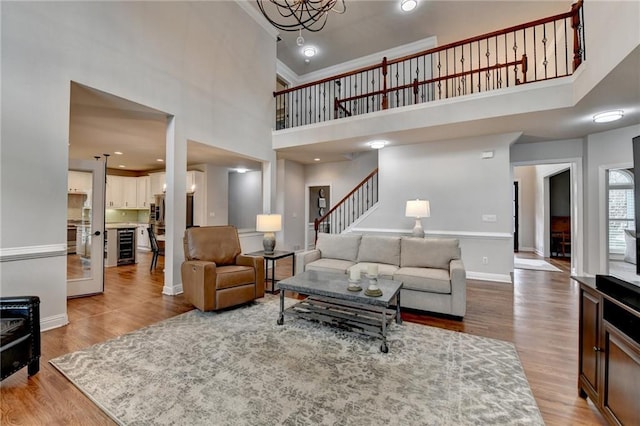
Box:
[181,260,218,311]
[237,254,265,298]
[295,249,321,274]
[449,259,467,317]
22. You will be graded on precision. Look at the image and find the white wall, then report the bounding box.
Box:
[354,133,519,282]
[229,171,262,231]
[304,150,379,208]
[585,124,640,274]
[0,2,276,327]
[202,164,230,226]
[275,160,305,251]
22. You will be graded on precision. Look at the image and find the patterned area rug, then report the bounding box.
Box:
[50,298,543,425]
[514,257,562,272]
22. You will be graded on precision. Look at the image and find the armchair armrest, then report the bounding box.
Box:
[449,259,467,317]
[181,260,218,312]
[296,249,321,274]
[237,254,265,298]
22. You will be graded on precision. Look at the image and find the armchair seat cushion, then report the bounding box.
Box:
[216,265,256,290]
[394,267,452,294]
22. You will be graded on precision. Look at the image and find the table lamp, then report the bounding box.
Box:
[405,199,430,238]
[256,214,282,254]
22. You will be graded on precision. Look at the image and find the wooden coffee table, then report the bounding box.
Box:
[276,270,403,353]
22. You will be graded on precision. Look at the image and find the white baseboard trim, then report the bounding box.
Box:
[40,313,69,332]
[518,247,535,252]
[163,284,183,296]
[467,271,513,283]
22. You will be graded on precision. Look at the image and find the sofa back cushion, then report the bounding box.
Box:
[401,237,461,270]
[316,233,362,261]
[183,226,241,266]
[357,235,401,266]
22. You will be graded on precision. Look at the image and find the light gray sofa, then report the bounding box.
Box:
[296,233,466,318]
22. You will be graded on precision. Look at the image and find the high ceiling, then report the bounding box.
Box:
[68,1,639,170]
[270,1,572,76]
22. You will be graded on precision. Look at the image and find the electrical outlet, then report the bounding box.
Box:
[482,257,488,265]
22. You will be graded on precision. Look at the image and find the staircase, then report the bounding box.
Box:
[314,168,378,242]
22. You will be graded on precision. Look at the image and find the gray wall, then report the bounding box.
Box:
[229,171,262,230]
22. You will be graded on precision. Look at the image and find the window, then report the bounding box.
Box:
[608,169,635,255]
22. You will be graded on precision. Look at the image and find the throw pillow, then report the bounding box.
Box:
[401,237,460,270]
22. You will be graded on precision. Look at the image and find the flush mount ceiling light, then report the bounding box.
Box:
[257,0,346,32]
[314,158,321,161]
[114,151,123,155]
[156,159,164,162]
[368,140,388,149]
[593,110,624,123]
[303,46,317,57]
[236,168,248,174]
[400,0,418,12]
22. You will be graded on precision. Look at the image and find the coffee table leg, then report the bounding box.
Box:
[380,308,388,353]
[396,291,402,325]
[277,289,284,325]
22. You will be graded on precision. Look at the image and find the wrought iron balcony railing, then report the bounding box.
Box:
[274,0,585,130]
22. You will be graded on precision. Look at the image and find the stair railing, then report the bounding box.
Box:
[274,0,584,130]
[314,168,378,243]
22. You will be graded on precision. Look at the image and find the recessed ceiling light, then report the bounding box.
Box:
[236,168,248,174]
[368,140,388,149]
[114,151,123,155]
[593,110,624,123]
[303,46,317,58]
[401,0,418,12]
[314,158,321,162]
[156,159,164,162]
[118,165,126,168]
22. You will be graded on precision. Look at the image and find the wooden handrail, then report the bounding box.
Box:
[336,56,527,106]
[314,168,378,240]
[275,1,583,99]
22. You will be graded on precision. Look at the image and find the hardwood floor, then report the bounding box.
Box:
[1,251,606,425]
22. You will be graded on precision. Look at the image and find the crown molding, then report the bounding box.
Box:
[235,0,279,40]
[297,35,438,84]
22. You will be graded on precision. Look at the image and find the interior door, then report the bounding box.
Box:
[67,159,105,297]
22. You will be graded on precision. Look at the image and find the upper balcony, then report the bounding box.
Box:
[273,1,585,132]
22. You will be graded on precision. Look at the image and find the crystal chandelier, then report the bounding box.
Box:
[256,0,346,32]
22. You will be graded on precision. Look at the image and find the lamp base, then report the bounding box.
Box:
[412,218,425,238]
[263,232,276,255]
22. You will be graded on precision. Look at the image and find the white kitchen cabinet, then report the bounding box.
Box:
[137,225,150,251]
[121,177,137,208]
[68,170,92,193]
[149,172,165,197]
[136,176,149,209]
[106,176,138,208]
[106,175,123,208]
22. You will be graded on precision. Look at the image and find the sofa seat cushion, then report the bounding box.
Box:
[394,267,452,294]
[306,258,356,274]
[349,262,399,280]
[357,235,401,266]
[316,233,362,262]
[401,237,460,270]
[215,265,255,290]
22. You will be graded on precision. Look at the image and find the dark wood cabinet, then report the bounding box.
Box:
[577,277,640,425]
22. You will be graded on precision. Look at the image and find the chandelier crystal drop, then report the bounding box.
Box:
[257,0,346,32]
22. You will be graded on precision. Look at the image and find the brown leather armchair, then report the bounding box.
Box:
[181,226,265,311]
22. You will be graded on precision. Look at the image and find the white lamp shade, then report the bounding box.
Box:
[405,199,430,218]
[256,214,282,232]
